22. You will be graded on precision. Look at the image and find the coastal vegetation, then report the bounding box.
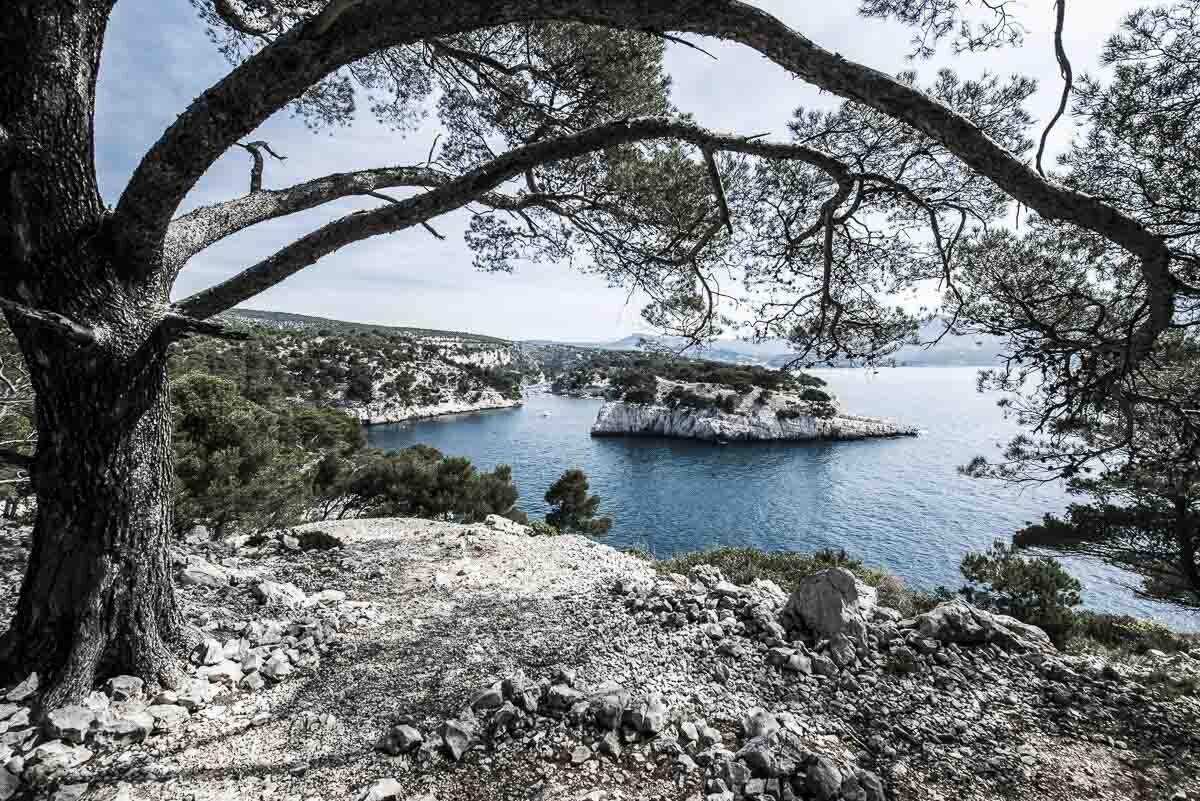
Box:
[544,469,613,536]
[549,350,825,400]
[659,543,1198,659]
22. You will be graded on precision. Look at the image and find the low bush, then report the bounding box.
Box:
[1063,610,1198,657]
[298,529,343,551]
[528,521,561,536]
[800,388,831,402]
[956,539,1082,644]
[717,393,739,414]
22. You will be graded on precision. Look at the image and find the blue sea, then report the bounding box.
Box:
[367,367,1196,629]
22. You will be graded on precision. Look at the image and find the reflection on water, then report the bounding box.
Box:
[368,367,1195,629]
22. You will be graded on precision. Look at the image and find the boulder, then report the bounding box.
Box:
[483,514,527,535]
[179,558,229,588]
[199,639,224,666]
[0,770,19,801]
[252,581,307,609]
[147,705,190,732]
[5,674,37,703]
[376,724,423,756]
[44,707,93,745]
[806,756,843,801]
[306,590,347,606]
[261,652,293,681]
[780,568,876,645]
[627,693,668,734]
[439,719,474,761]
[359,778,404,801]
[915,602,1054,652]
[742,708,779,740]
[29,740,93,774]
[469,687,503,712]
[96,710,154,743]
[103,676,143,702]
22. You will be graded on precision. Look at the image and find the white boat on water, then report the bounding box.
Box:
[539,411,553,418]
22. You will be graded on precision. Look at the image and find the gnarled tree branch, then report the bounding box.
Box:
[164,165,451,270]
[0,297,97,346]
[119,0,1172,369]
[174,117,852,320]
[1036,0,1073,177]
[237,140,286,194]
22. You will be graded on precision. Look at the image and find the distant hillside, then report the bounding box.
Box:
[221,309,511,345]
[179,316,529,425]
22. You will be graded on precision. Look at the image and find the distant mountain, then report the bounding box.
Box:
[570,321,1007,368]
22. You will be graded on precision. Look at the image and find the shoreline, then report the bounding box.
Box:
[356,399,523,427]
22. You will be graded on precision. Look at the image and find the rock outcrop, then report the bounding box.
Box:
[590,379,916,442]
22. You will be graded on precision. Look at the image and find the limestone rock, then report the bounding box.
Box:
[627,693,668,734]
[916,602,1054,652]
[359,778,404,801]
[29,740,93,774]
[103,676,143,702]
[469,687,503,712]
[261,652,293,681]
[0,769,20,801]
[96,710,153,743]
[439,719,474,761]
[179,558,229,588]
[742,708,779,740]
[44,707,94,745]
[781,568,876,644]
[376,725,423,756]
[199,638,224,666]
[147,705,190,731]
[806,756,843,801]
[253,580,307,608]
[5,674,37,703]
[483,514,528,535]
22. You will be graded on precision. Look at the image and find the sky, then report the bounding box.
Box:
[95,0,1144,341]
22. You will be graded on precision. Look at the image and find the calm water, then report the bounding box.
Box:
[368,367,1195,628]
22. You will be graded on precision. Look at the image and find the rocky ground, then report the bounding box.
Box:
[0,519,1198,801]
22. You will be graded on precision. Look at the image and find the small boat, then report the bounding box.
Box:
[539,410,553,418]
[715,439,729,446]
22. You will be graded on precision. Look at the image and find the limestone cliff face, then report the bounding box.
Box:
[590,379,915,442]
[346,392,521,426]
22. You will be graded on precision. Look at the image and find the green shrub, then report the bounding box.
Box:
[776,407,803,421]
[528,521,561,536]
[717,393,738,414]
[957,540,1082,644]
[1065,610,1196,655]
[244,533,270,548]
[545,469,612,535]
[800,388,831,402]
[656,546,937,616]
[298,529,343,551]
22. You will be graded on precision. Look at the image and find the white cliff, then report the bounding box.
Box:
[590,379,916,442]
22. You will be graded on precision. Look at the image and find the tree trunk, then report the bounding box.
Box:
[0,0,191,708]
[0,326,191,708]
[1174,495,1200,604]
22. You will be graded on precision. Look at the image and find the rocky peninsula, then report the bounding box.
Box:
[590,378,916,442]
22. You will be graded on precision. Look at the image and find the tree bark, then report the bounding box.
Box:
[1174,494,1200,604]
[0,327,190,709]
[0,0,190,708]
